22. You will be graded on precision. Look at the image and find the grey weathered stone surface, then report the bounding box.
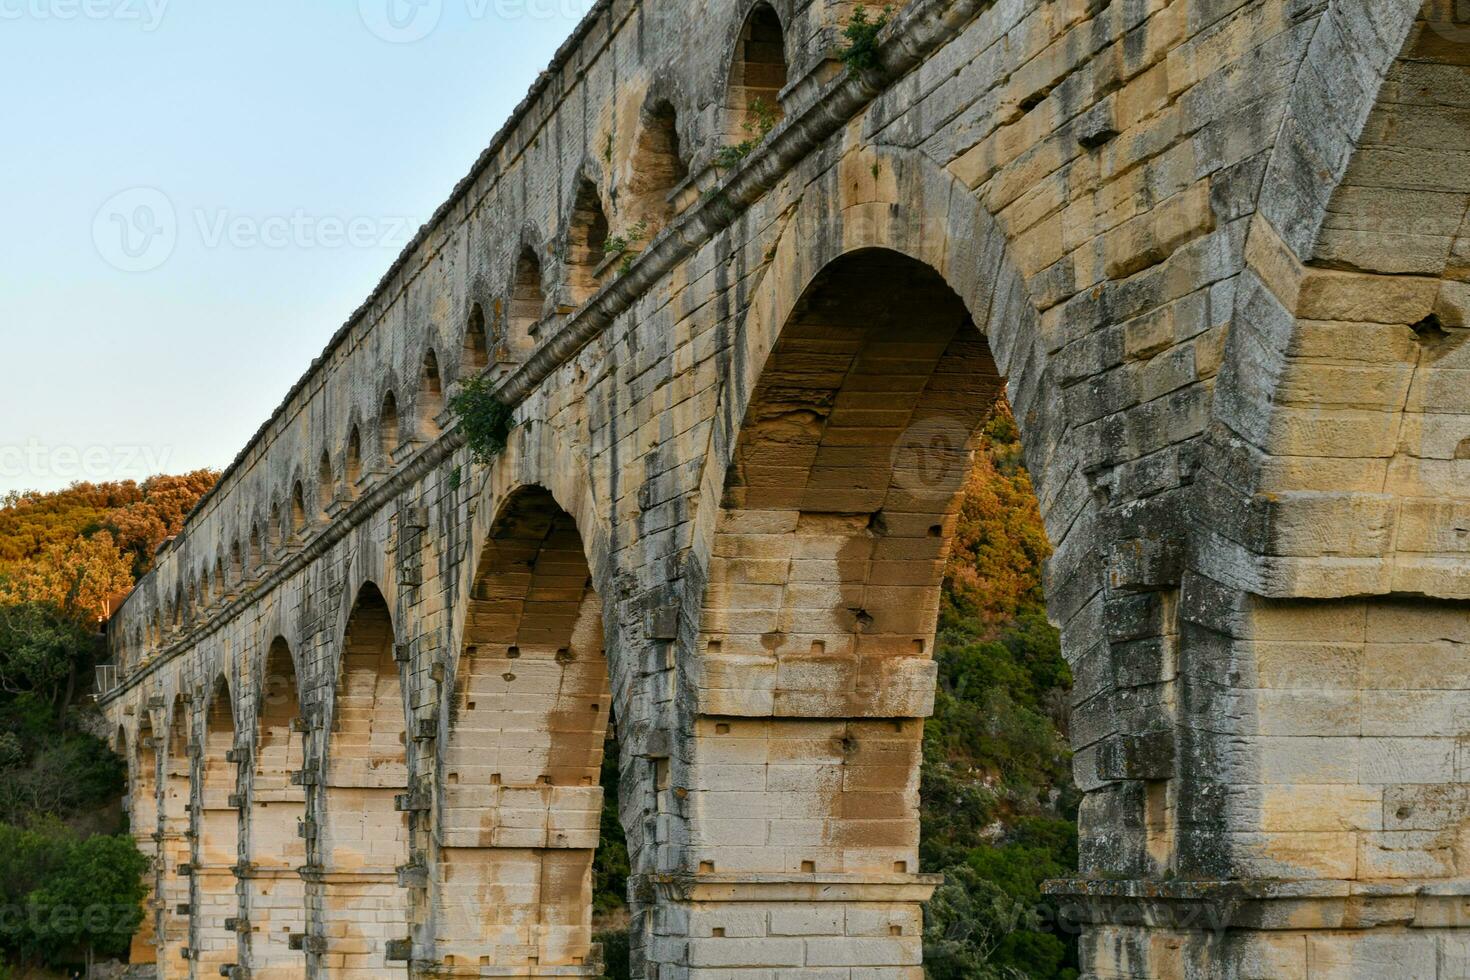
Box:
[96,0,1470,976]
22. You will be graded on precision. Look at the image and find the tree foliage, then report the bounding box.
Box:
[944,407,1052,631]
[103,470,220,577]
[0,531,134,624]
[920,401,1078,979]
[0,602,98,705]
[0,480,203,970]
[0,822,147,969]
[449,376,516,465]
[0,472,218,622]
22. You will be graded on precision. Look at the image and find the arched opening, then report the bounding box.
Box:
[346,426,364,493]
[668,248,1073,977]
[214,556,226,600]
[435,486,614,973]
[722,3,787,144]
[249,638,307,976]
[509,247,545,357]
[419,349,444,438]
[626,98,689,230]
[697,247,996,846]
[161,696,192,968]
[291,482,308,539]
[129,714,160,965]
[198,568,211,612]
[463,303,489,374]
[318,451,334,516]
[565,178,609,305]
[198,676,240,976]
[321,582,410,973]
[248,525,261,575]
[268,501,283,558]
[380,391,401,462]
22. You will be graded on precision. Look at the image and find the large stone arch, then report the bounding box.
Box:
[699,144,1063,542]
[465,412,614,596]
[130,710,161,967]
[247,636,308,978]
[197,674,241,976]
[161,694,192,974]
[315,580,411,976]
[1212,0,1469,597]
[654,143,1066,979]
[1083,2,1470,974]
[432,483,613,975]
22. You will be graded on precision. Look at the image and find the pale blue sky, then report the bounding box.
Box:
[0,0,591,496]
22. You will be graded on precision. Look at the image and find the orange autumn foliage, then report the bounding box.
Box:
[0,471,218,621]
[103,470,220,576]
[0,531,135,624]
[943,404,1052,634]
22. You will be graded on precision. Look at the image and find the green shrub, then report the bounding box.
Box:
[449,376,516,464]
[839,5,892,76]
[0,822,147,969]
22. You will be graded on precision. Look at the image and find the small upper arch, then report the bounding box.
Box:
[563,170,611,306]
[417,348,445,438]
[624,89,691,232]
[379,389,401,461]
[721,2,789,145]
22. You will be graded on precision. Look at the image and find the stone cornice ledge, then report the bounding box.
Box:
[1045,877,1470,931]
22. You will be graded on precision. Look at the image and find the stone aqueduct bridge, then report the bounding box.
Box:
[96,0,1470,975]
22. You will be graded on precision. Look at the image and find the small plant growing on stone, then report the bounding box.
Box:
[840,5,892,76]
[602,219,648,257]
[449,375,515,464]
[713,98,780,171]
[602,219,649,274]
[747,96,779,141]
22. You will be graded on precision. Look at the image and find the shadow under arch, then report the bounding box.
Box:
[318,581,411,975]
[247,636,308,978]
[433,483,613,975]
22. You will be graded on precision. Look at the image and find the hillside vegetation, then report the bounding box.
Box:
[0,472,216,974]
